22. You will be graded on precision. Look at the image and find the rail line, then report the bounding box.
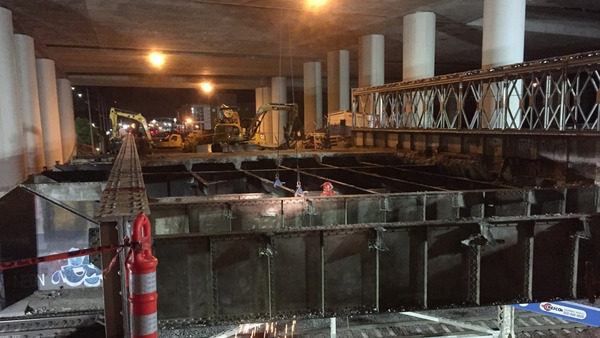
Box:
[0,310,102,337]
[158,311,592,337]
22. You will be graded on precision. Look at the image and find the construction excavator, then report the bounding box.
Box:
[212,103,302,151]
[109,107,182,152]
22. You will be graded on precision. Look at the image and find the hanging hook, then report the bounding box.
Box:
[273,173,283,188]
[294,181,304,197]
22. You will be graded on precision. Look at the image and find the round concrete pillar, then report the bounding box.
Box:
[403,12,436,81]
[482,0,525,68]
[327,50,349,114]
[255,87,271,147]
[14,34,45,174]
[57,78,76,162]
[255,86,271,111]
[0,7,26,191]
[482,0,525,129]
[304,62,323,135]
[271,77,287,146]
[358,34,385,87]
[36,58,63,168]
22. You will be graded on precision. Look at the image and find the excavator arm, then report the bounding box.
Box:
[109,107,154,147]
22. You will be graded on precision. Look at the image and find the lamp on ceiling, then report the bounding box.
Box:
[200,82,213,93]
[148,51,165,68]
[306,0,327,9]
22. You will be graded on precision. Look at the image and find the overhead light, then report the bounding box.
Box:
[149,52,165,68]
[77,93,83,98]
[306,0,327,9]
[200,82,213,93]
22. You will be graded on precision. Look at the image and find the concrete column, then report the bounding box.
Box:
[482,0,526,129]
[358,34,385,87]
[57,78,76,162]
[271,77,287,146]
[327,50,350,114]
[482,0,525,69]
[14,34,44,174]
[403,12,436,81]
[0,7,26,192]
[255,86,271,111]
[358,34,385,124]
[36,58,63,168]
[255,86,271,147]
[403,12,436,128]
[304,62,323,135]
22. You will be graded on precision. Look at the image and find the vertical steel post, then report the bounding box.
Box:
[468,245,481,305]
[502,77,508,130]
[524,235,534,301]
[87,87,94,153]
[330,317,337,338]
[544,75,552,129]
[100,220,125,338]
[423,235,429,309]
[560,68,568,131]
[320,231,326,315]
[375,247,380,312]
[498,305,515,338]
[571,236,580,298]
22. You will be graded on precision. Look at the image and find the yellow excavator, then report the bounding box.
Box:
[109,107,183,150]
[212,103,302,150]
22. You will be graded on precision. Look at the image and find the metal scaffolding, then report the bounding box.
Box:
[352,50,600,132]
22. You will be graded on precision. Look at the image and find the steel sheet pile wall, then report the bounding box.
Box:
[153,185,599,324]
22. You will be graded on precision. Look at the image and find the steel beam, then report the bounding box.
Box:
[153,212,592,325]
[95,135,150,338]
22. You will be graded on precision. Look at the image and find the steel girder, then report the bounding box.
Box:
[154,213,598,325]
[151,185,599,325]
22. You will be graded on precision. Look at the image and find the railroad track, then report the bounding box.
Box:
[160,311,591,338]
[0,310,102,337]
[287,312,590,338]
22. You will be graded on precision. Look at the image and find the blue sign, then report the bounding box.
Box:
[514,301,600,327]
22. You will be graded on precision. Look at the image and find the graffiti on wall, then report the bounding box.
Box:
[38,248,102,289]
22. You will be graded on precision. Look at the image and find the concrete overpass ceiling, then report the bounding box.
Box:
[0,0,599,89]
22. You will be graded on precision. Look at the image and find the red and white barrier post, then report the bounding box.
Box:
[127,214,158,338]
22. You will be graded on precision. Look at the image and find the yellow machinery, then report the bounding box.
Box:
[153,133,183,149]
[212,103,301,149]
[109,107,183,149]
[109,107,154,147]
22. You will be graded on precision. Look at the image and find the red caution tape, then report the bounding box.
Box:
[0,239,136,273]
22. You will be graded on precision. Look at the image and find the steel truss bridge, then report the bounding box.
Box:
[351,50,600,132]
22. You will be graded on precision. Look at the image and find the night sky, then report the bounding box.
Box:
[71,86,307,132]
[71,86,257,127]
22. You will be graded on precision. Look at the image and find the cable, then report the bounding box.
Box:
[289,24,295,103]
[279,9,283,77]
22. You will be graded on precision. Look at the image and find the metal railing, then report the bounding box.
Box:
[352,50,600,132]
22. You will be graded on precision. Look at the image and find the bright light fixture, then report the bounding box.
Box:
[149,52,165,68]
[186,118,193,124]
[200,82,213,93]
[306,0,327,9]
